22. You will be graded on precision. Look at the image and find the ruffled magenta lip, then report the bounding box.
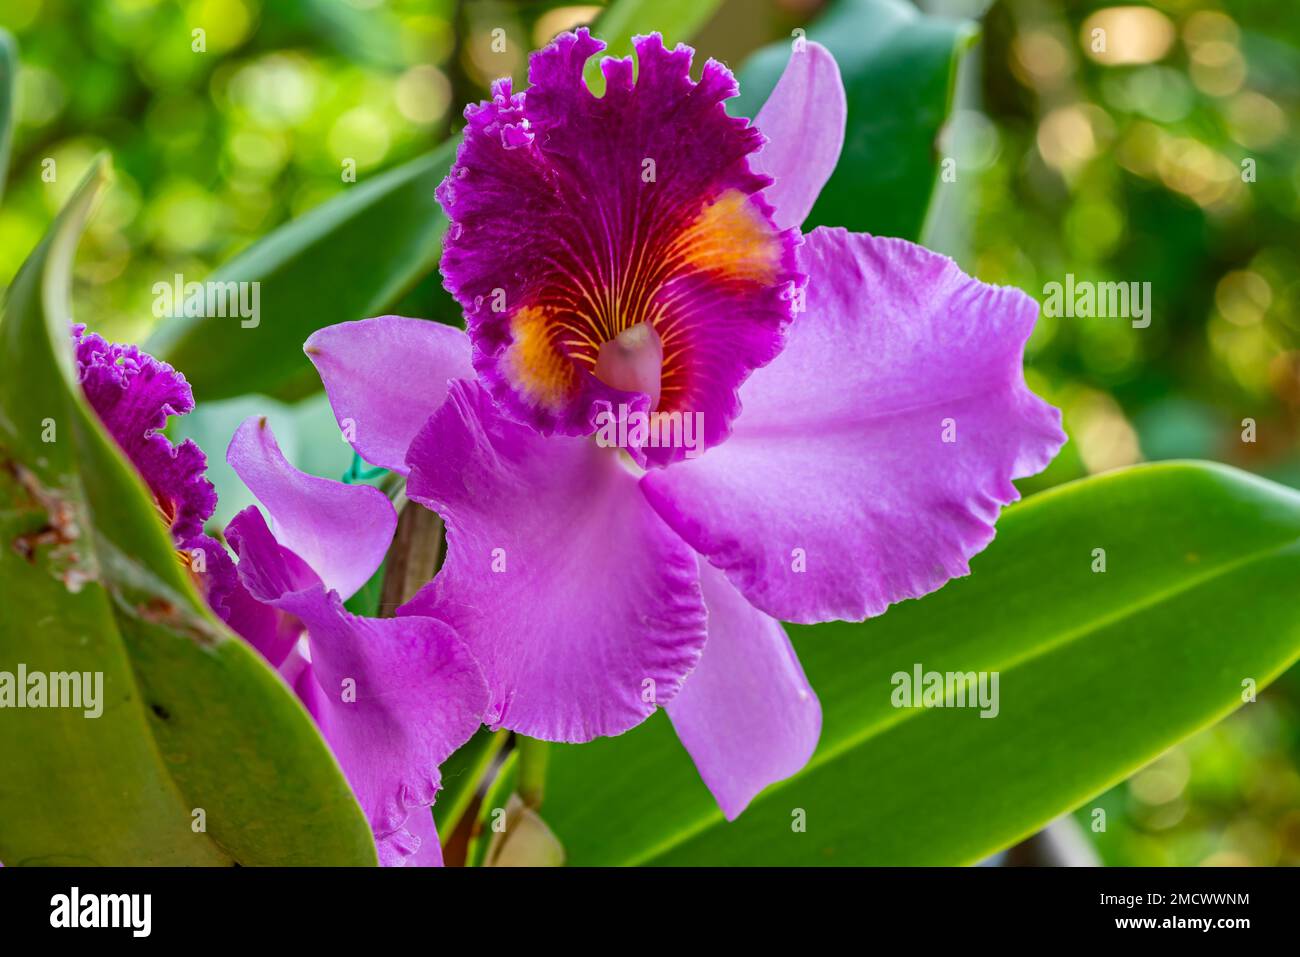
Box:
[73,324,217,543]
[436,29,805,466]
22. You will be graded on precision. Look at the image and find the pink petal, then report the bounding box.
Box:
[226,415,396,600]
[401,379,708,742]
[305,316,473,474]
[399,807,446,867]
[666,562,821,819]
[752,41,847,231]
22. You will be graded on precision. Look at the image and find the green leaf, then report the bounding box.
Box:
[585,0,724,92]
[0,28,16,205]
[731,0,976,241]
[0,158,376,865]
[147,144,456,402]
[542,462,1300,865]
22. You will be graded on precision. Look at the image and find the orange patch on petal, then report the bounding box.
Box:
[666,189,784,285]
[503,306,579,411]
[500,190,784,416]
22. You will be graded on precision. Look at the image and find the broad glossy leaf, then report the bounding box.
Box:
[732,0,976,241]
[543,462,1300,865]
[148,144,455,402]
[0,159,376,865]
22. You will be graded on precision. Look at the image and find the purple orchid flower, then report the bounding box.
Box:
[305,31,1067,820]
[73,327,487,866]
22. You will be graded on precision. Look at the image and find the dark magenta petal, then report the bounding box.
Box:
[74,325,216,541]
[438,30,803,462]
[401,379,708,742]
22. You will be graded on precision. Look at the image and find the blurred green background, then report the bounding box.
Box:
[1,0,1297,866]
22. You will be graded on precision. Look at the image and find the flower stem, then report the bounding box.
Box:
[378,502,443,615]
[516,735,550,810]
